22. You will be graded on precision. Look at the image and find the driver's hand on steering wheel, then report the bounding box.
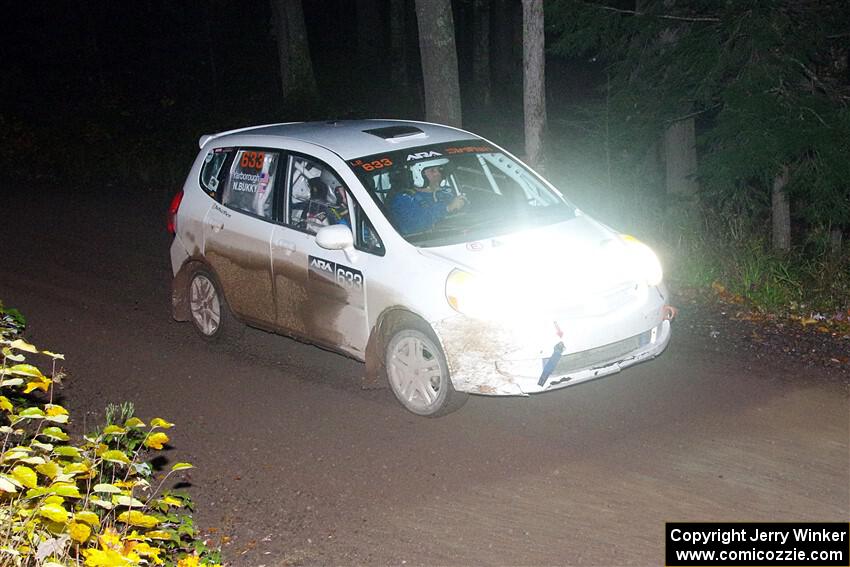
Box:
[447,195,467,213]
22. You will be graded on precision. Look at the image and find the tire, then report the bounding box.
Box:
[187,268,242,342]
[385,323,468,417]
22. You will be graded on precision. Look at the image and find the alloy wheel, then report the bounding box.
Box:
[189,274,221,336]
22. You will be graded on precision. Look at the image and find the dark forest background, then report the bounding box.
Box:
[4,1,533,181]
[3,0,849,315]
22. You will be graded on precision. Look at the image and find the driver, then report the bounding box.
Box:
[390,158,466,235]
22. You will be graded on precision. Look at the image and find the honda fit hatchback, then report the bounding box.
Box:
[168,120,674,416]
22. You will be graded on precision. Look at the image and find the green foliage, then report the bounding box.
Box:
[0,303,26,337]
[545,0,850,313]
[665,205,849,314]
[1,307,221,566]
[104,403,135,430]
[547,0,850,227]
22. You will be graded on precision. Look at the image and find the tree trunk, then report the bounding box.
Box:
[471,0,491,108]
[522,0,546,171]
[80,9,106,90]
[663,118,699,196]
[414,0,463,127]
[829,226,843,258]
[653,0,699,198]
[202,2,220,111]
[357,0,383,76]
[771,165,791,252]
[389,0,409,90]
[271,0,318,116]
[491,0,517,106]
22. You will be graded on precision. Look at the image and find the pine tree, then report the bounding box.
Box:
[548,0,850,250]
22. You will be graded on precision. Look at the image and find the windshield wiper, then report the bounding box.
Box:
[404,226,466,244]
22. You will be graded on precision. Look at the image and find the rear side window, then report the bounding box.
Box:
[222,149,281,219]
[287,155,351,234]
[199,148,234,197]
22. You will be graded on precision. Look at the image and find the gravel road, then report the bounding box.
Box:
[2,188,847,566]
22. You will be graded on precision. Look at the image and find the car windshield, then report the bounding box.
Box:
[348,140,576,246]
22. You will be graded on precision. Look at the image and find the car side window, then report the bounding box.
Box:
[354,204,385,256]
[199,148,234,198]
[221,149,280,219]
[288,156,350,234]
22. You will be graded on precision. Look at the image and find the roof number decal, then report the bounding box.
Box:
[350,158,393,172]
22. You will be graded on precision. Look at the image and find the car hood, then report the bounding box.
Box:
[417,214,642,299]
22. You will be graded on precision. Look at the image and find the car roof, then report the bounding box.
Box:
[200,119,479,161]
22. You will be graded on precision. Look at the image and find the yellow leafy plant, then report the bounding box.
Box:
[0,303,221,566]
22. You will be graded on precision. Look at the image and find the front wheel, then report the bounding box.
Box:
[385,325,467,417]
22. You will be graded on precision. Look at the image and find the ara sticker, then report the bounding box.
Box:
[308,256,365,308]
[406,150,442,161]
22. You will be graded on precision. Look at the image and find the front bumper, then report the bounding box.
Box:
[498,320,670,395]
[433,287,673,396]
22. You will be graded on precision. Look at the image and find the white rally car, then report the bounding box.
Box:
[168,120,674,416]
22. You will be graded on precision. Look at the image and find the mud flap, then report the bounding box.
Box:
[362,328,387,389]
[171,263,192,322]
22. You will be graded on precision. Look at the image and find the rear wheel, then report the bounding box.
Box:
[188,269,241,342]
[385,324,467,417]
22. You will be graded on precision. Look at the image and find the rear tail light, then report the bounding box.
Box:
[167,189,184,235]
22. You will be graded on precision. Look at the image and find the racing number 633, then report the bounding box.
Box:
[361,158,392,172]
[336,267,363,290]
[240,151,265,169]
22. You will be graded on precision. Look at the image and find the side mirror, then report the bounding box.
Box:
[316,224,354,251]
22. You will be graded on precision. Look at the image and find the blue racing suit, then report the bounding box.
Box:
[390,189,455,235]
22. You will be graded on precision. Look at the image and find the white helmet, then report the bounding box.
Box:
[410,158,449,187]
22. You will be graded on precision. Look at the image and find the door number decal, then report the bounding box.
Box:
[308,256,365,308]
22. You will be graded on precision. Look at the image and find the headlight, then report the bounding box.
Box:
[621,235,663,286]
[446,269,494,317]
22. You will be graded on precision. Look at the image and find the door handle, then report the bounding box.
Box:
[210,221,225,233]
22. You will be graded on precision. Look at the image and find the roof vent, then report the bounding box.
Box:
[363,125,427,142]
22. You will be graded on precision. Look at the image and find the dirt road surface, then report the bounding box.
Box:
[2,189,848,566]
